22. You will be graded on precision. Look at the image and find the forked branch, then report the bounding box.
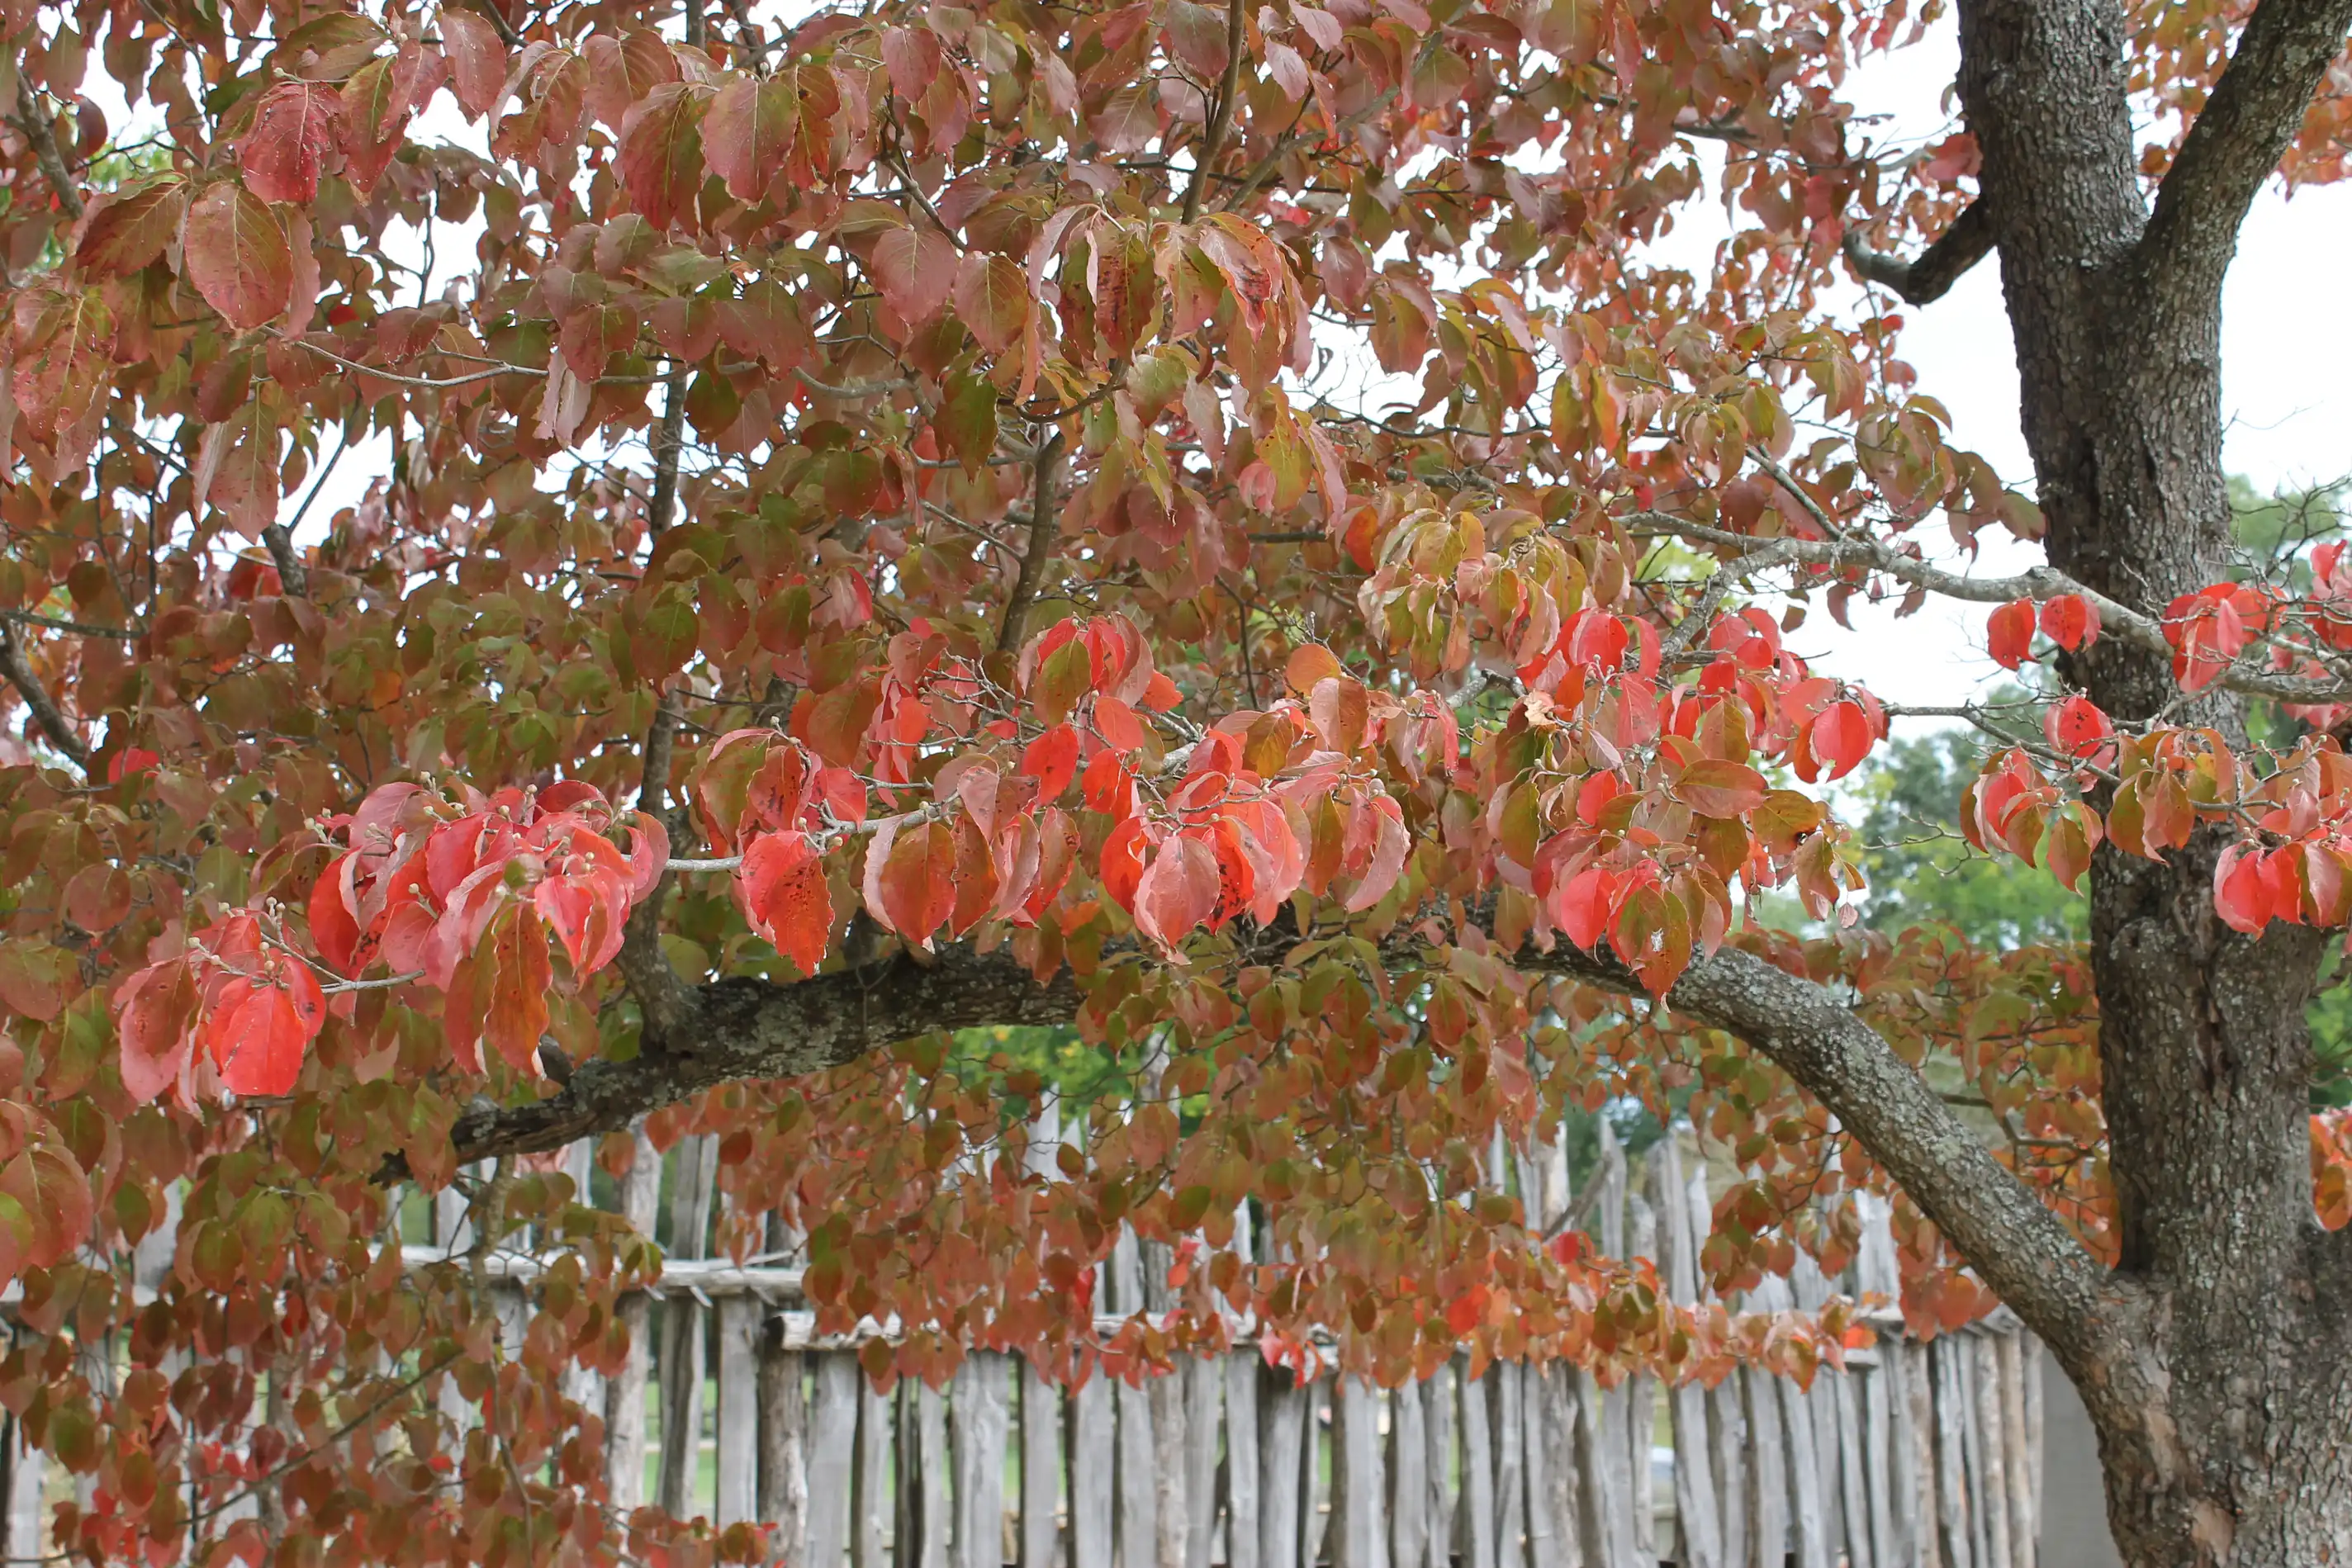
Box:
[1842,199,1995,305]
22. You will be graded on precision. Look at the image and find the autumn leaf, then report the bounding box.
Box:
[871,225,956,324]
[618,83,708,233]
[74,178,187,276]
[704,73,797,203]
[439,8,509,119]
[240,83,343,206]
[181,183,293,330]
[738,831,835,975]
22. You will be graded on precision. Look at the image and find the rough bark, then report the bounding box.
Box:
[1953,0,2352,1557]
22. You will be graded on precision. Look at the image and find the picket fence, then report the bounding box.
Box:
[0,1117,2046,1568]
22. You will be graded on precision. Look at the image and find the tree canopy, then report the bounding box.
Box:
[5,0,2352,1556]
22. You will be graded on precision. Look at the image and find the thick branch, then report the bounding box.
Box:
[2140,0,2352,295]
[1634,511,2352,706]
[0,621,91,774]
[10,78,84,220]
[415,946,1083,1173]
[1524,940,2112,1364]
[1842,199,1995,305]
[1182,0,1249,223]
[997,429,1067,654]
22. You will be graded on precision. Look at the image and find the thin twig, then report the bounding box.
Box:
[0,620,92,773]
[1183,0,1248,224]
[11,78,85,219]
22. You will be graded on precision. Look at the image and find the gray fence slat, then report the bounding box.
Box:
[1423,1360,1455,1568]
[1300,1376,1331,1568]
[1834,1365,1873,1568]
[1390,1375,1429,1568]
[955,1352,1012,1568]
[1332,1377,1381,1568]
[1183,1355,1221,1568]
[855,1376,891,1568]
[1709,1373,1747,1568]
[715,1292,759,1525]
[915,1380,951,1568]
[1973,1338,2012,1568]
[4,1414,45,1564]
[806,1352,860,1568]
[1258,1368,1306,1568]
[1023,1358,1064,1568]
[606,1123,662,1512]
[1073,1372,1116,1568]
[1460,1362,1496,1568]
[1491,1362,1525,1568]
[1904,1342,1943,1568]
[1743,1367,1787,1568]
[1226,1353,1263,1568]
[657,1134,717,1518]
[1533,1365,1580,1568]
[1932,1340,1972,1568]
[1117,1371,1158,1568]
[2018,1333,2044,1568]
[1653,1145,1721,1568]
[1571,1369,1629,1568]
[761,1338,809,1543]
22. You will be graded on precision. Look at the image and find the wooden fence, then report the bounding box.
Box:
[0,1120,2046,1568]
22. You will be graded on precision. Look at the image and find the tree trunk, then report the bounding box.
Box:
[1954,0,2352,1557]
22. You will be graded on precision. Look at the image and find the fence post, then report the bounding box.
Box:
[761,1214,810,1551]
[1071,1363,1116,1568]
[1931,1338,1972,1568]
[2015,1331,2043,1568]
[807,1352,861,1568]
[1331,1376,1380,1568]
[1686,1169,1745,1568]
[954,1352,1012,1568]
[854,1376,892,1568]
[1389,1375,1427,1568]
[1023,1104,1066,1568]
[1458,1358,1496,1568]
[1653,1139,1721,1568]
[1298,1375,1331,1568]
[1743,1362,1788,1568]
[658,1133,717,1518]
[1623,1191,1657,1567]
[1422,1357,1454,1568]
[716,1291,760,1526]
[1855,1196,1903,1568]
[606,1120,662,1513]
[1224,1338,1262,1568]
[1257,1366,1306,1568]
[1182,1354,1221,1568]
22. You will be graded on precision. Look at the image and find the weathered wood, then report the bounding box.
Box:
[1072,1372,1117,1568]
[1491,1362,1526,1568]
[1333,1377,1382,1568]
[1854,1197,1903,1568]
[916,1379,952,1568]
[805,1352,859,1568]
[1259,1367,1307,1568]
[854,1376,891,1568]
[1743,1367,1787,1568]
[4,1412,44,1564]
[1974,1337,2012,1568]
[1183,1354,1222,1568]
[1960,1338,1991,1568]
[760,1213,810,1550]
[1905,1342,1943,1568]
[606,1124,662,1511]
[1653,1142,1722,1568]
[1572,1368,1632,1568]
[955,1352,1012,1568]
[561,1145,608,1428]
[715,1291,761,1525]
[1226,1352,1263,1568]
[1301,1376,1332,1568]
[1790,1256,1844,1556]
[1460,1357,1497,1568]
[1023,1358,1065,1568]
[1932,1339,1972,1568]
[1390,1375,1429,1568]
[1150,1362,1189,1568]
[1117,1371,1159,1568]
[1425,1360,1456,1568]
[657,1135,717,1518]
[1834,1364,1874,1568]
[1709,1371,1748,1568]
[2020,1332,2044,1568]
[1745,1273,1826,1568]
[1624,1186,1657,1567]
[1994,1332,2033,1568]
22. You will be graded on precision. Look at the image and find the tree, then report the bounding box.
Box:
[2,0,2351,1555]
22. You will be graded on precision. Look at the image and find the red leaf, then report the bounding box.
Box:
[704,73,796,204]
[482,903,552,1073]
[865,819,956,945]
[74,178,187,276]
[2213,844,2274,936]
[871,225,956,324]
[114,959,197,1105]
[240,83,342,206]
[182,182,292,330]
[952,251,1032,357]
[2038,594,2099,651]
[739,832,835,975]
[1676,759,1767,819]
[1985,599,2037,670]
[205,966,324,1097]
[1093,694,1145,754]
[1809,701,1874,781]
[439,8,509,119]
[0,1144,92,1272]
[310,852,363,974]
[2042,694,2113,761]
[618,83,706,232]
[1135,835,1219,949]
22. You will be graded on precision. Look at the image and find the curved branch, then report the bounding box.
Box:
[0,620,92,775]
[2139,0,2352,300]
[1842,199,1995,305]
[1522,939,2113,1366]
[998,429,1067,654]
[1182,0,1249,224]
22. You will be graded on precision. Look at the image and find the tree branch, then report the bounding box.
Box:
[0,620,91,774]
[1182,0,1249,224]
[1521,939,2113,1365]
[403,945,1083,1175]
[1842,199,1995,305]
[998,429,1066,654]
[10,77,84,220]
[1629,510,2352,706]
[2138,0,2352,296]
